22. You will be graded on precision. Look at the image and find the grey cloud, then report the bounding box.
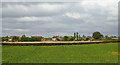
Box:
[2,3,69,18]
[2,1,118,37]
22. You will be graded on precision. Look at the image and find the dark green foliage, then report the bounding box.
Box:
[92,32,103,39]
[0,37,1,41]
[77,32,78,40]
[105,35,108,39]
[74,32,76,40]
[79,35,80,38]
[101,34,104,38]
[86,37,89,41]
[62,36,68,41]
[74,32,80,41]
[2,36,9,41]
[22,35,26,38]
[108,37,112,39]
[56,38,60,41]
[62,36,74,41]
[83,35,86,38]
[69,37,74,41]
[31,38,41,41]
[12,36,19,42]
[45,38,52,41]
[104,35,112,40]
[78,37,82,41]
[21,37,41,42]
[21,37,30,42]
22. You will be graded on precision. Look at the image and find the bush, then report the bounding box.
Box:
[62,36,74,41]
[21,37,30,42]
[78,38,82,41]
[56,38,60,41]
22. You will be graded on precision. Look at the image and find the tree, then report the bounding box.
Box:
[101,34,104,38]
[74,32,76,40]
[2,36,9,41]
[56,38,60,41]
[79,35,81,38]
[21,37,30,42]
[62,36,68,41]
[105,35,112,39]
[78,35,82,41]
[105,35,108,39]
[92,32,102,39]
[22,35,26,38]
[12,36,19,42]
[62,36,74,41]
[77,32,78,40]
[83,35,86,38]
[68,36,74,41]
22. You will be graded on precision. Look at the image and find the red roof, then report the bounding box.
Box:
[31,36,43,38]
[52,36,61,39]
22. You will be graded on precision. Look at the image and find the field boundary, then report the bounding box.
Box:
[1,41,119,46]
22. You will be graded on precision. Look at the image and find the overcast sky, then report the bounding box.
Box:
[1,0,118,37]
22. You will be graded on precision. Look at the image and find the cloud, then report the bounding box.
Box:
[2,1,118,37]
[3,28,29,32]
[18,16,38,21]
[2,3,65,18]
[65,12,91,19]
[18,16,54,22]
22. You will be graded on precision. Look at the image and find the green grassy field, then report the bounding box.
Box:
[2,43,118,63]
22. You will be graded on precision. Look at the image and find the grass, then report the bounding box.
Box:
[112,38,118,39]
[2,43,118,63]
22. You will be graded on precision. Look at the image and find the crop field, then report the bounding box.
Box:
[2,43,118,63]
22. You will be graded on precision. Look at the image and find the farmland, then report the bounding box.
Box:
[2,43,118,63]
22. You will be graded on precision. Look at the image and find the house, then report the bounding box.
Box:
[52,36,61,41]
[8,37,13,42]
[8,36,21,42]
[31,36,44,41]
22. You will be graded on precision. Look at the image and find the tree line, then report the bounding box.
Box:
[1,32,117,42]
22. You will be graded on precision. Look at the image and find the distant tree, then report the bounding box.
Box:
[68,36,74,41]
[62,36,68,41]
[77,32,78,40]
[85,37,89,41]
[105,35,112,40]
[113,36,117,38]
[2,36,9,41]
[108,37,112,39]
[25,37,30,41]
[21,35,27,42]
[21,37,30,42]
[62,36,74,41]
[78,38,82,41]
[78,35,82,41]
[74,32,76,40]
[110,36,117,38]
[56,38,60,41]
[92,32,102,39]
[22,35,26,38]
[105,35,108,39]
[0,37,1,41]
[83,35,86,38]
[101,34,104,38]
[12,36,19,42]
[79,35,81,38]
